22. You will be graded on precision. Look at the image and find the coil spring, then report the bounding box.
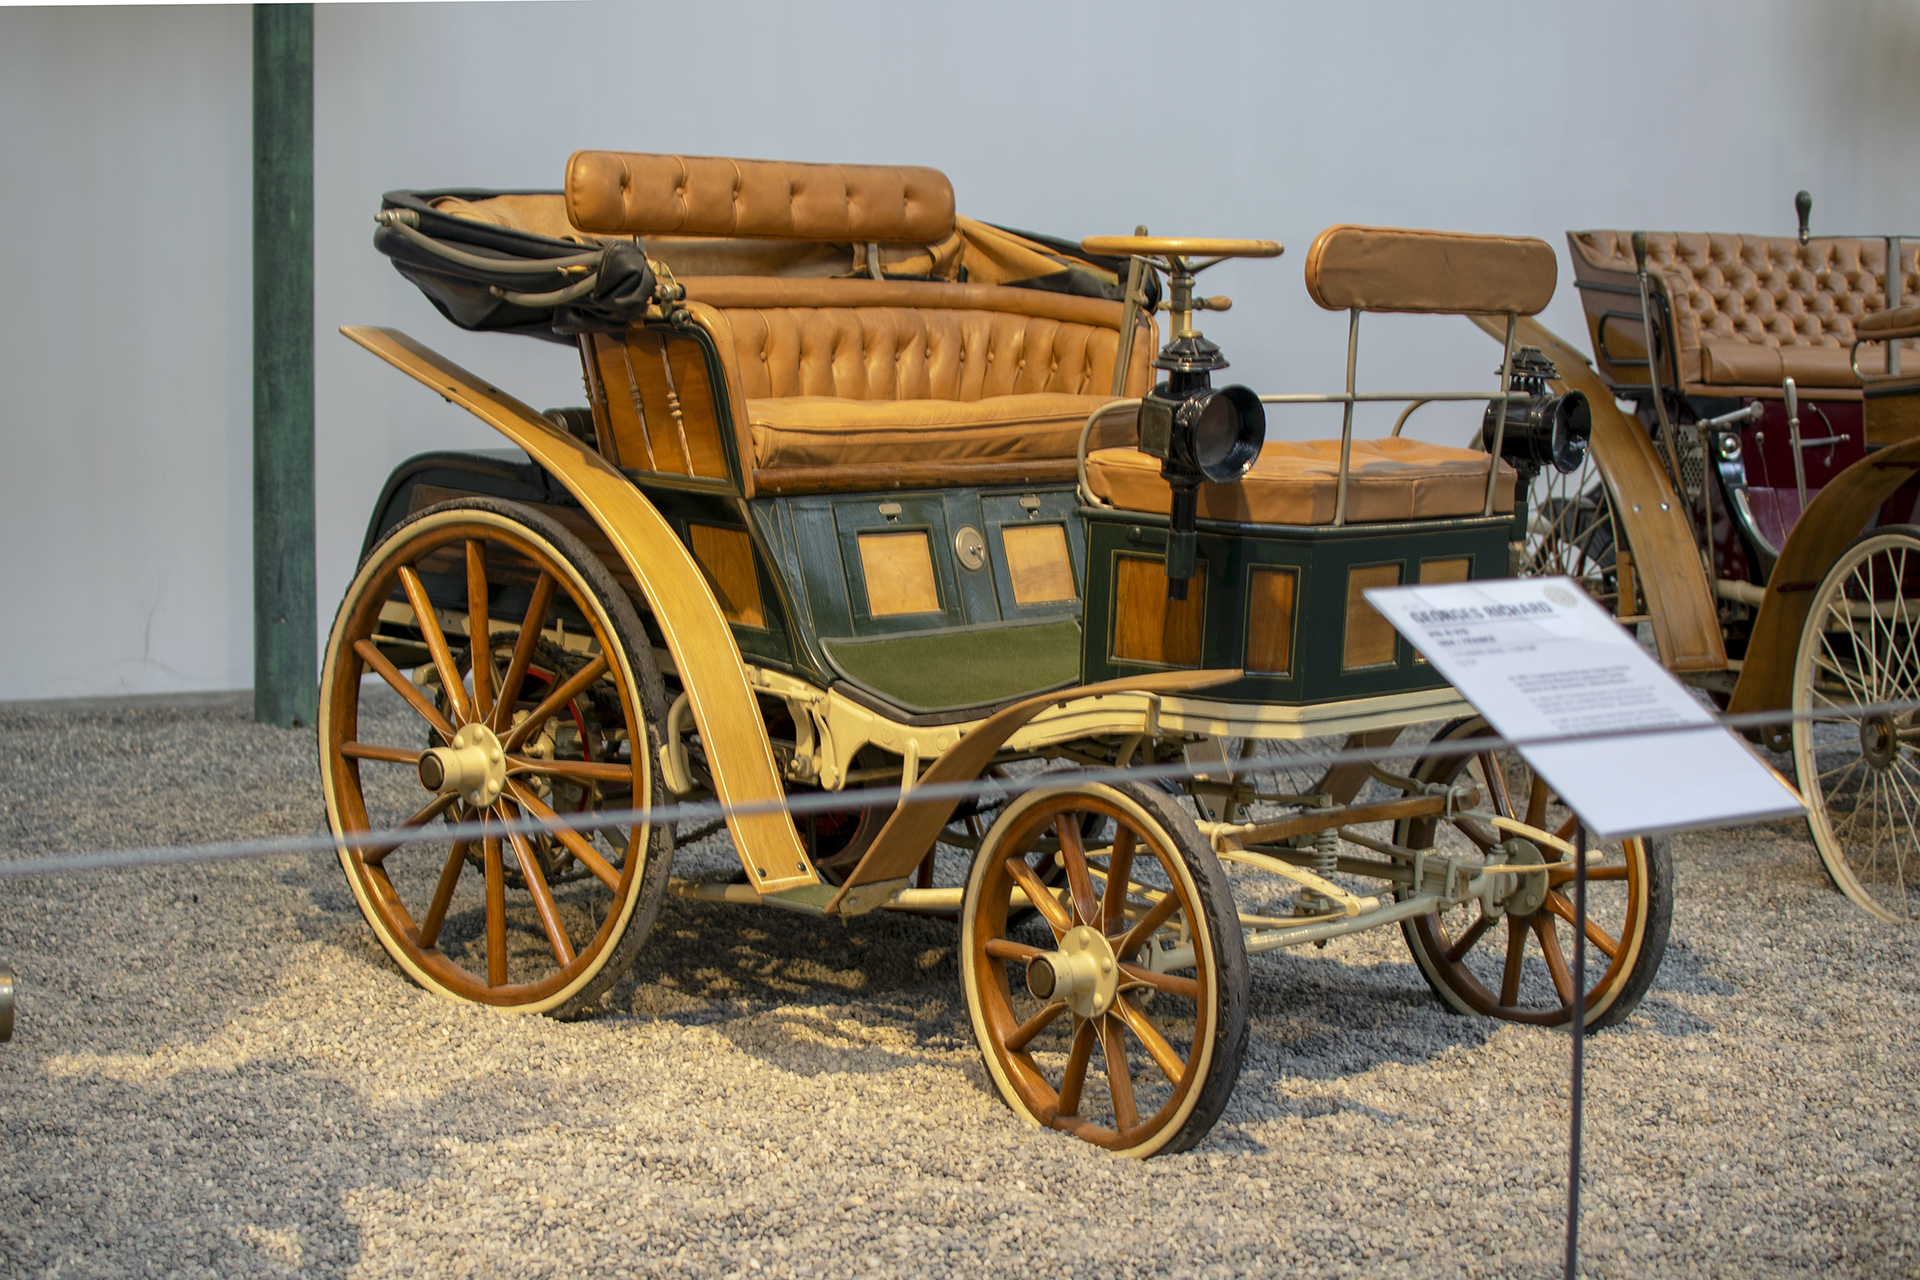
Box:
[1308,825,1338,879]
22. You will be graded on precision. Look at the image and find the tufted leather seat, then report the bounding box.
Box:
[1570,230,1920,395]
[682,277,1153,486]
[1086,438,1515,526]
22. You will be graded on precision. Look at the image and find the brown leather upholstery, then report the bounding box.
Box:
[1569,230,1920,393]
[681,278,1154,485]
[1859,305,1920,342]
[565,152,955,243]
[1305,225,1557,316]
[1086,438,1515,526]
[748,394,1132,469]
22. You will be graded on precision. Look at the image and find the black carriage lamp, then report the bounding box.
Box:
[1482,346,1591,480]
[1081,236,1284,599]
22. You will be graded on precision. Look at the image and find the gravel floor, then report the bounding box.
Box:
[0,696,1914,1278]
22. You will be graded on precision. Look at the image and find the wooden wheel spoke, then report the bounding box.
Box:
[353,639,457,743]
[1443,910,1494,965]
[1056,1018,1097,1117]
[503,654,609,753]
[415,838,469,950]
[1478,749,1516,819]
[1005,1001,1067,1053]
[340,741,422,766]
[508,755,634,784]
[1535,916,1576,1004]
[1114,891,1183,961]
[1545,891,1621,960]
[1524,772,1551,832]
[1056,815,1099,924]
[466,539,494,721]
[1098,1014,1139,1132]
[504,813,577,968]
[505,779,622,893]
[400,566,472,724]
[1114,994,1186,1085]
[492,573,557,731]
[1005,858,1072,937]
[355,792,458,866]
[984,937,1047,964]
[1101,826,1137,935]
[483,834,507,987]
[1116,962,1199,1001]
[1499,917,1528,1007]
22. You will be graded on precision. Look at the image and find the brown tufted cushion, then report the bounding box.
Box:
[565,152,954,243]
[1086,438,1515,526]
[715,304,1141,403]
[680,277,1155,488]
[1570,230,1920,389]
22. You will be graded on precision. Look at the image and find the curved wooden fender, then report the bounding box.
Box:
[1469,314,1726,674]
[1727,434,1920,721]
[340,326,817,894]
[827,668,1243,915]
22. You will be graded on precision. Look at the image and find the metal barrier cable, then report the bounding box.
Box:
[0,696,1910,881]
[1566,824,1588,1280]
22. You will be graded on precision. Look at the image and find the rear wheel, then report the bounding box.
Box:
[1792,526,1920,921]
[319,498,673,1016]
[1395,716,1671,1030]
[960,780,1248,1157]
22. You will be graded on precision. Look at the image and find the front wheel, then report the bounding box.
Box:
[960,780,1248,1157]
[1791,525,1920,921]
[319,498,673,1016]
[1395,716,1672,1031]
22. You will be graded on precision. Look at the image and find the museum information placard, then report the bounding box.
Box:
[1365,577,1803,839]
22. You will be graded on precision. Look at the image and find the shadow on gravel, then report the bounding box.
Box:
[4,1058,373,1275]
[602,884,1508,1107]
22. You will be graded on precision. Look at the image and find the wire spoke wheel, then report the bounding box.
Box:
[319,498,673,1015]
[1792,525,1920,922]
[1395,716,1672,1030]
[1520,454,1629,611]
[960,781,1247,1157]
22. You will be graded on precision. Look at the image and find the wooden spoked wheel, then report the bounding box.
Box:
[1792,526,1920,922]
[1395,717,1671,1030]
[960,781,1248,1157]
[319,498,673,1016]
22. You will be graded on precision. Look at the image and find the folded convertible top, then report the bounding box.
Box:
[373,188,657,344]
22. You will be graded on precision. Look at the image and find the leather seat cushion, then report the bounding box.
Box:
[1086,438,1515,526]
[1699,337,1908,387]
[748,393,1128,469]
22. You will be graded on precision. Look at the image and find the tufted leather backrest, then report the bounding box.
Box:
[1570,230,1920,389]
[566,152,954,243]
[685,276,1154,403]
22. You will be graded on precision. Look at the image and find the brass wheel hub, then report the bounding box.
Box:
[419,722,508,808]
[1860,713,1901,770]
[1024,924,1120,1019]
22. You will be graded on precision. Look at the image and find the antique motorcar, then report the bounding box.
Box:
[1495,192,1920,922]
[322,151,1672,1155]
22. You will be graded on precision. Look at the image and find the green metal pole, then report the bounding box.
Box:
[253,3,317,727]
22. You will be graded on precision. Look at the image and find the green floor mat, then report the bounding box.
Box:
[821,618,1082,713]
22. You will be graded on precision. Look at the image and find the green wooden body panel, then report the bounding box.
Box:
[745,486,1086,687]
[1079,507,1512,706]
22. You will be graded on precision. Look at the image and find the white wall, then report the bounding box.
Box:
[5,0,1919,701]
